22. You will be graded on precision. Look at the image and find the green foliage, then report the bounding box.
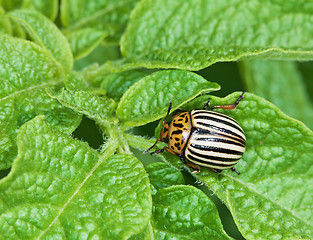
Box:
[116,70,220,126]
[241,60,313,130]
[0,116,151,239]
[118,0,313,71]
[0,1,313,239]
[145,162,185,194]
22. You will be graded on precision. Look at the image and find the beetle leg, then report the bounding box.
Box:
[210,91,246,111]
[179,155,200,174]
[150,147,165,155]
[211,168,222,173]
[150,146,175,155]
[203,98,211,110]
[231,167,240,175]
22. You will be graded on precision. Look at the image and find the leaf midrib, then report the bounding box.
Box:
[35,139,118,240]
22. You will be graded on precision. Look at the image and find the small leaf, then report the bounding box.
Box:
[9,9,73,72]
[146,162,185,194]
[0,116,152,239]
[182,92,313,239]
[97,70,147,101]
[116,70,220,127]
[49,88,117,125]
[152,185,231,239]
[61,0,140,43]
[65,28,108,60]
[65,71,89,91]
[241,60,313,130]
[22,0,58,20]
[0,33,80,169]
[121,0,313,71]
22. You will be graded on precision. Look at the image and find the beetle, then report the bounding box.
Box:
[143,92,246,174]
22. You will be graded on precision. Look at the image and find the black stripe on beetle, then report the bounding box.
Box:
[193,114,244,134]
[193,128,246,146]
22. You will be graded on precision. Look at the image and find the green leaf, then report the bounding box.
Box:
[0,33,80,169]
[64,71,90,91]
[0,7,12,34]
[0,116,152,239]
[129,224,153,240]
[9,9,73,72]
[97,70,147,101]
[120,0,313,71]
[116,70,220,127]
[22,0,58,20]
[0,0,22,11]
[146,162,185,194]
[65,28,108,60]
[298,62,313,99]
[241,60,313,130]
[49,88,117,126]
[151,185,231,239]
[61,0,140,43]
[180,92,313,239]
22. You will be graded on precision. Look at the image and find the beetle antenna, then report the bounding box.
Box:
[162,100,172,124]
[143,138,161,154]
[143,101,172,154]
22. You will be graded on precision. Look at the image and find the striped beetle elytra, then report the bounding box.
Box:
[143,92,246,174]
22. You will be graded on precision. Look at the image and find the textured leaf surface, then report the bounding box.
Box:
[61,0,140,43]
[50,88,117,125]
[9,9,73,72]
[98,70,147,101]
[241,60,313,130]
[65,28,107,60]
[181,92,313,239]
[152,186,231,239]
[146,162,185,194]
[121,0,313,71]
[22,0,58,20]
[0,33,80,169]
[116,70,220,127]
[0,116,151,239]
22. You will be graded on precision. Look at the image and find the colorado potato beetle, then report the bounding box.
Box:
[143,92,246,174]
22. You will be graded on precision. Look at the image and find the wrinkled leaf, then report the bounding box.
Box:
[0,116,151,239]
[146,162,185,194]
[61,0,140,43]
[120,0,313,71]
[152,186,231,239]
[241,60,313,130]
[9,9,73,72]
[65,71,90,91]
[97,70,147,101]
[49,88,117,125]
[116,70,220,126]
[0,33,80,169]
